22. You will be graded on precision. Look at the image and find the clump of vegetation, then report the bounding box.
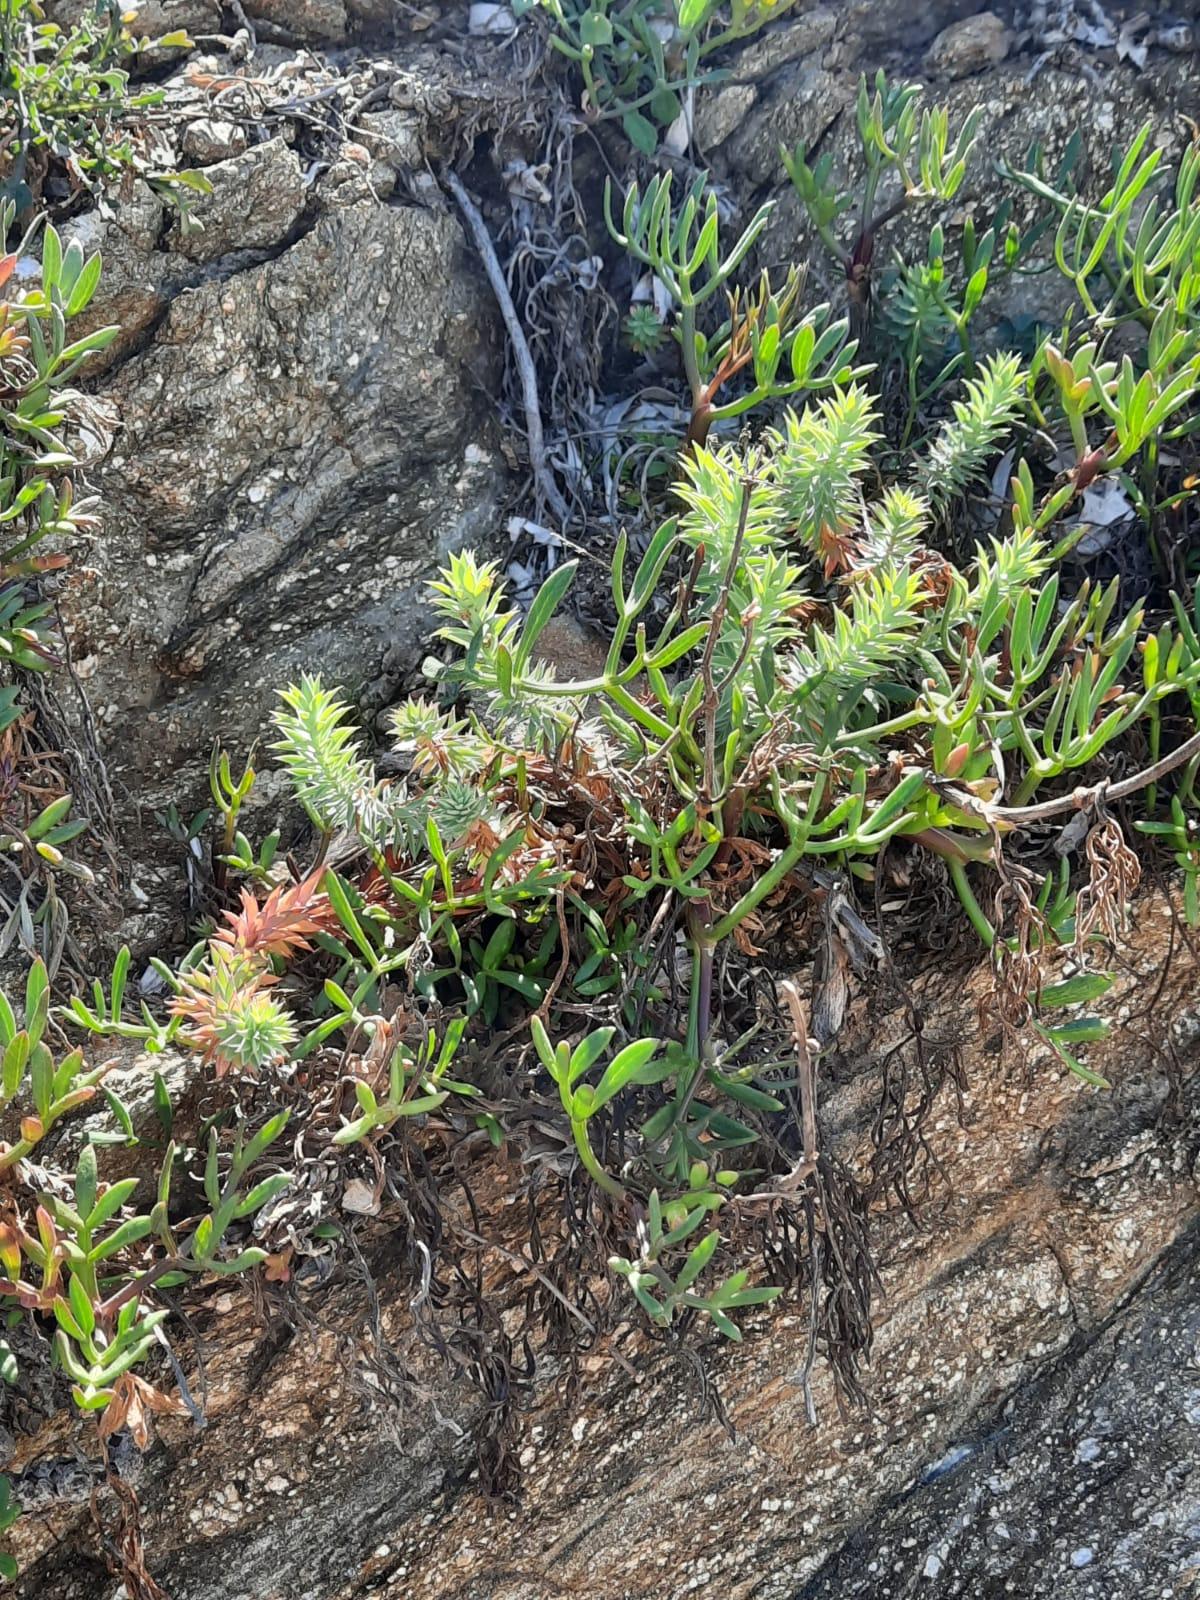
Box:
[782,70,985,348]
[0,0,206,221]
[0,202,113,672]
[0,2,206,989]
[519,0,798,152]
[62,343,1200,1366]
[606,171,866,448]
[0,956,289,1577]
[0,955,286,1407]
[0,200,115,977]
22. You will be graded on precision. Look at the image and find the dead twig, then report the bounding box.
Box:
[228,0,256,46]
[454,1224,638,1380]
[443,169,571,528]
[91,1472,170,1600]
[935,727,1200,826]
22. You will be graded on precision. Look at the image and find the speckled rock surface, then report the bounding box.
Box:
[58,165,504,829]
[53,180,171,368]
[799,1227,1200,1598]
[166,136,307,261]
[45,0,222,32]
[925,11,1013,79]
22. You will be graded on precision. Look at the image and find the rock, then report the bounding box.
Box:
[675,4,842,156]
[124,0,221,33]
[246,0,347,42]
[717,63,849,183]
[56,1047,203,1188]
[167,137,308,261]
[733,6,838,78]
[56,180,170,369]
[181,118,250,166]
[800,1234,1200,1597]
[469,2,517,35]
[46,0,219,32]
[531,613,609,681]
[926,12,1013,78]
[1157,20,1195,54]
[357,108,425,172]
[838,0,985,53]
[58,194,505,808]
[695,82,760,155]
[347,0,408,36]
[319,149,399,206]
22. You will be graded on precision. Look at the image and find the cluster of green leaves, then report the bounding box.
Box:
[605,171,866,447]
[105,326,1198,1331]
[0,958,103,1171]
[1137,589,1200,921]
[432,415,1196,880]
[0,957,291,1574]
[600,72,1035,459]
[22,58,1196,1393]
[0,206,126,972]
[780,73,1200,499]
[607,91,1200,573]
[0,203,114,682]
[13,45,1198,1486]
[4,1113,288,1410]
[332,1020,472,1144]
[1011,130,1200,533]
[782,69,983,282]
[0,0,204,218]
[0,774,97,983]
[780,68,1053,409]
[518,0,796,153]
[1009,126,1200,340]
[609,1177,780,1339]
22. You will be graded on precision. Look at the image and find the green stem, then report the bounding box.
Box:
[685,939,703,1061]
[504,660,677,743]
[832,706,929,748]
[605,681,676,743]
[1011,766,1048,807]
[948,858,995,948]
[680,301,703,414]
[1067,407,1089,462]
[709,832,807,943]
[954,313,976,378]
[570,1114,625,1199]
[0,1138,34,1174]
[1070,269,1100,321]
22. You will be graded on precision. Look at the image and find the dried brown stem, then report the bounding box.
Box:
[937,727,1200,827]
[444,170,570,528]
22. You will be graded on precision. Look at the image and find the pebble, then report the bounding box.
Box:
[926,12,1012,78]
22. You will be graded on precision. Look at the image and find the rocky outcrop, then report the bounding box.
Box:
[803,1226,1200,1597]
[50,78,505,953]
[8,891,1200,1599]
[63,188,503,784]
